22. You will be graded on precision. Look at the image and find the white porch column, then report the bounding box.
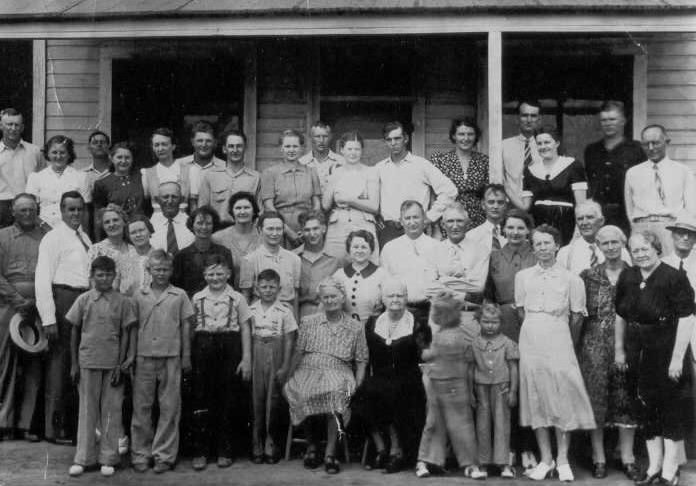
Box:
[487,30,503,184]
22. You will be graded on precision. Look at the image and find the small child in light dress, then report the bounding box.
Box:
[416,290,485,479]
[472,302,519,479]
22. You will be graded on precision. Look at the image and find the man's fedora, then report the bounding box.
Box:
[9,313,48,354]
[666,215,696,235]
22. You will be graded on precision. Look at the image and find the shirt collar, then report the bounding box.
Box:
[10,222,43,239]
[250,299,284,312]
[141,284,178,296]
[343,261,378,279]
[294,244,332,263]
[534,262,561,276]
[388,151,414,165]
[279,162,307,174]
[474,334,506,351]
[197,284,236,301]
[501,241,533,259]
[0,139,25,151]
[90,289,115,302]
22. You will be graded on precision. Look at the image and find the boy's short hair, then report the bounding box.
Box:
[257,268,281,285]
[90,255,116,274]
[475,302,502,322]
[203,254,231,272]
[298,209,326,228]
[147,249,173,269]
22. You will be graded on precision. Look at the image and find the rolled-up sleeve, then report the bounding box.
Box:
[425,162,457,223]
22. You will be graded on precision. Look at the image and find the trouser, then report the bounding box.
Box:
[16,353,42,432]
[191,332,247,459]
[74,368,123,466]
[0,200,13,228]
[0,305,18,430]
[252,336,284,457]
[475,383,511,465]
[44,286,82,440]
[377,220,404,250]
[131,356,181,466]
[418,376,477,467]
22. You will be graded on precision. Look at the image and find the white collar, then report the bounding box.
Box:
[528,156,575,180]
[374,311,414,343]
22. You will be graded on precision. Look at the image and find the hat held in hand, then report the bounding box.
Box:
[9,313,48,354]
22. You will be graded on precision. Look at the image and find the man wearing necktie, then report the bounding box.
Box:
[35,191,92,444]
[625,125,696,257]
[466,184,508,260]
[662,215,696,469]
[502,100,542,210]
[149,181,194,255]
[557,201,631,275]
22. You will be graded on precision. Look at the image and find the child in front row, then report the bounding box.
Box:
[190,255,253,471]
[130,249,194,474]
[416,290,485,479]
[472,302,519,479]
[249,269,297,464]
[67,256,137,477]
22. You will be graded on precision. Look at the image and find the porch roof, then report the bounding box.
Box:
[1,0,695,20]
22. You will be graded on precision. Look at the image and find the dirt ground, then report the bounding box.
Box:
[0,440,694,486]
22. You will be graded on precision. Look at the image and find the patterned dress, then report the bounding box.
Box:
[431,150,489,228]
[579,262,638,428]
[87,240,140,295]
[284,312,368,425]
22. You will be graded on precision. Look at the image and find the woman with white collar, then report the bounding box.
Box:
[521,127,587,245]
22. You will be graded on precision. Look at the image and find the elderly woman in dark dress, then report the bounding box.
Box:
[431,117,489,229]
[521,127,587,245]
[578,225,639,481]
[482,208,537,472]
[284,276,368,475]
[615,231,695,486]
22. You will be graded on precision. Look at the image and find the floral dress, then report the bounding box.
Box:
[431,150,489,229]
[87,240,140,295]
[579,262,637,427]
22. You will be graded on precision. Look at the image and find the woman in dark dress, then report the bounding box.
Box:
[578,225,639,481]
[431,117,489,229]
[615,230,695,486]
[482,208,538,472]
[352,278,427,474]
[521,127,587,245]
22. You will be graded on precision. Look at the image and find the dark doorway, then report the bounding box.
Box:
[0,41,33,141]
[112,53,244,169]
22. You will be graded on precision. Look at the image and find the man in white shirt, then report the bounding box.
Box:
[466,183,509,258]
[298,121,345,194]
[0,108,43,228]
[150,182,194,254]
[625,124,696,256]
[176,121,225,212]
[381,200,441,327]
[376,121,457,248]
[557,200,631,274]
[35,191,92,444]
[83,130,111,240]
[433,203,489,340]
[502,100,542,210]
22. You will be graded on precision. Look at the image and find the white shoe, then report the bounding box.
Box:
[526,460,556,481]
[100,465,115,476]
[69,464,84,477]
[501,465,516,478]
[118,436,129,454]
[557,463,574,482]
[465,465,487,479]
[415,461,430,478]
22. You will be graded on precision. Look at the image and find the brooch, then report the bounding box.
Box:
[639,282,646,290]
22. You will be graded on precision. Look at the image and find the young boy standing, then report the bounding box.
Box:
[190,255,253,471]
[249,269,297,464]
[130,249,194,474]
[67,256,137,477]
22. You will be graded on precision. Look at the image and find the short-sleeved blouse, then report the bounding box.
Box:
[521,157,588,204]
[93,172,147,218]
[484,242,536,305]
[296,312,369,363]
[431,150,489,226]
[514,263,586,317]
[259,162,321,210]
[615,263,695,324]
[332,263,388,323]
[26,166,90,227]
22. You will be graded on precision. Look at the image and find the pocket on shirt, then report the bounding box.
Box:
[212,189,229,203]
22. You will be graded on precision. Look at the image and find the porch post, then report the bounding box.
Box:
[243,43,258,169]
[32,39,46,147]
[487,30,503,183]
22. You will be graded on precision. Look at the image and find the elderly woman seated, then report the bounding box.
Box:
[283,276,368,474]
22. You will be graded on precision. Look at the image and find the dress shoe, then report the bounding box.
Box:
[557,463,574,482]
[217,456,233,468]
[153,462,171,474]
[132,463,148,473]
[192,456,207,471]
[100,465,115,476]
[526,460,556,480]
[384,455,404,474]
[415,461,430,478]
[21,431,40,442]
[68,464,84,477]
[636,470,663,485]
[623,463,640,481]
[592,462,607,479]
[501,465,516,478]
[658,475,679,486]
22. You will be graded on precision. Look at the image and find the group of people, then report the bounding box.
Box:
[0,99,693,486]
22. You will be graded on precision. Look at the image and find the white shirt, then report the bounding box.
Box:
[149,211,195,251]
[35,221,92,326]
[26,166,90,227]
[0,140,42,199]
[376,152,457,223]
[381,233,440,303]
[299,150,344,193]
[624,157,696,220]
[466,220,508,258]
[557,236,631,275]
[176,155,225,197]
[434,238,489,299]
[502,134,541,208]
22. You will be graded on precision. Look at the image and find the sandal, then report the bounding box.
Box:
[324,455,340,474]
[303,450,321,469]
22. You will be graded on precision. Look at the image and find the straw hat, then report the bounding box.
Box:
[9,313,48,354]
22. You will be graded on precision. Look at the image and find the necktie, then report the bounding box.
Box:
[492,226,501,250]
[653,163,665,203]
[589,243,598,267]
[412,239,420,256]
[680,259,685,273]
[523,138,533,168]
[75,230,90,252]
[166,218,178,255]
